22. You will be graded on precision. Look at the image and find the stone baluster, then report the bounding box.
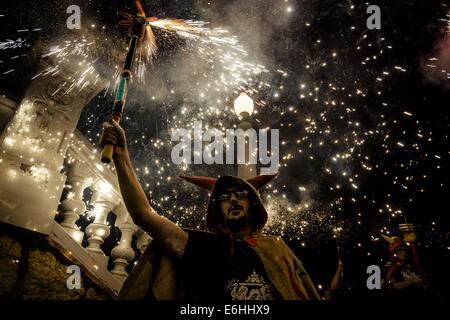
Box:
[59,159,92,244]
[110,204,138,281]
[85,182,119,264]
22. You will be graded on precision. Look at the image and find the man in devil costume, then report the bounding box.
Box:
[101,120,320,300]
[383,234,438,301]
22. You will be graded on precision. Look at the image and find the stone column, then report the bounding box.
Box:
[85,200,112,254]
[85,181,119,268]
[237,115,257,179]
[59,158,93,244]
[110,204,138,281]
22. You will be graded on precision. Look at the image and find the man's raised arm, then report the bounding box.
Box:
[101,120,188,259]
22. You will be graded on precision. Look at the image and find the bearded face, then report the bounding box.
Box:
[218,187,251,233]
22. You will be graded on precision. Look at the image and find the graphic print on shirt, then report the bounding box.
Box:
[400,266,421,282]
[227,270,276,300]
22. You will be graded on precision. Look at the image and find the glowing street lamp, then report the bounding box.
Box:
[234,92,257,179]
[234,92,254,118]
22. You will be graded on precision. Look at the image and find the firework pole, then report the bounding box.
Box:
[101,0,148,163]
[335,237,341,261]
[333,227,344,278]
[335,237,344,277]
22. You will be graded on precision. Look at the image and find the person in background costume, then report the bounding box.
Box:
[383,227,435,301]
[101,120,320,300]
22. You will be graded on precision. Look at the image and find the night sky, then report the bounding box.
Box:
[0,0,449,301]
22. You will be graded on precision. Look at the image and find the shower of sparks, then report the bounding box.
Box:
[80,16,446,248]
[443,3,450,33]
[103,18,270,100]
[135,25,158,83]
[87,10,446,249]
[0,38,26,50]
[39,38,102,95]
[1,2,448,254]
[149,19,269,101]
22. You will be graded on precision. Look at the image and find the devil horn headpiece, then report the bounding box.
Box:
[179,173,278,191]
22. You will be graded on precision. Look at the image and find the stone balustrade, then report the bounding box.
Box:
[0,50,152,296]
[56,129,152,292]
